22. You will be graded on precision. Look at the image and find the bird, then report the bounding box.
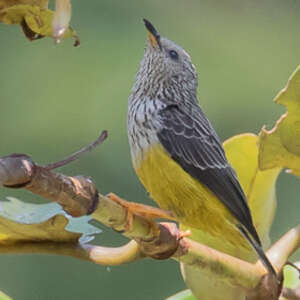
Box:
[126,19,276,276]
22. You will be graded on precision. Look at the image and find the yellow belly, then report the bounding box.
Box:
[135,143,249,248]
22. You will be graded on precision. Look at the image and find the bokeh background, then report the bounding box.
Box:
[0,0,300,299]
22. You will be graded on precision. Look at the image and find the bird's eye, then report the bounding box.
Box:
[168,50,179,60]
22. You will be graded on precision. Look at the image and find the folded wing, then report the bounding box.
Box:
[156,104,261,246]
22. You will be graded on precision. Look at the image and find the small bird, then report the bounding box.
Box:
[127,19,276,276]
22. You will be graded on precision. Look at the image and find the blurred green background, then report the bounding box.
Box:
[0,0,300,299]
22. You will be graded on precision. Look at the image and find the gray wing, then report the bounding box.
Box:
[156,104,261,245]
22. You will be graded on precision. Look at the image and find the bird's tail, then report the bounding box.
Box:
[237,225,277,277]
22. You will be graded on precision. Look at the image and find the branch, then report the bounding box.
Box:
[91,195,262,287]
[44,131,107,170]
[0,131,107,217]
[267,225,300,272]
[87,240,144,265]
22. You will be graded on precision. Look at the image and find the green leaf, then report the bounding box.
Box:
[259,65,300,177]
[0,197,101,245]
[280,263,300,300]
[0,291,12,300]
[165,290,196,300]
[283,263,300,289]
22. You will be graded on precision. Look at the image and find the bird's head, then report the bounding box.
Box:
[133,19,198,103]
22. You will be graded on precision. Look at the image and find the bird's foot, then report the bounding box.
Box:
[107,192,175,231]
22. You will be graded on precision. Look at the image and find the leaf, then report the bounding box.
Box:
[165,290,196,300]
[0,0,79,46]
[0,197,101,245]
[280,263,300,300]
[0,291,12,300]
[259,65,300,177]
[181,134,281,300]
[224,134,281,243]
[283,263,300,289]
[0,0,49,11]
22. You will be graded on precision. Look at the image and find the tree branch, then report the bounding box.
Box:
[0,153,98,217]
[44,131,107,170]
[0,130,108,217]
[267,225,300,272]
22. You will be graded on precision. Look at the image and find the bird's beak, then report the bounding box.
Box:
[143,19,162,50]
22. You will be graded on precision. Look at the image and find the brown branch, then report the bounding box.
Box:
[44,131,107,170]
[0,131,108,216]
[0,154,97,217]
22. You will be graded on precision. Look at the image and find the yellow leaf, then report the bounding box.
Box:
[0,0,48,23]
[24,7,56,36]
[259,65,300,176]
[0,4,31,24]
[181,134,281,300]
[224,134,281,242]
[0,0,48,11]
[280,263,300,300]
[0,1,79,45]
[0,197,100,245]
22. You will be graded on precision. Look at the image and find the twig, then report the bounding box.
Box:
[87,240,144,265]
[44,130,108,170]
[266,225,300,272]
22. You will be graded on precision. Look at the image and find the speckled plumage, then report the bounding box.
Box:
[127,20,275,275]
